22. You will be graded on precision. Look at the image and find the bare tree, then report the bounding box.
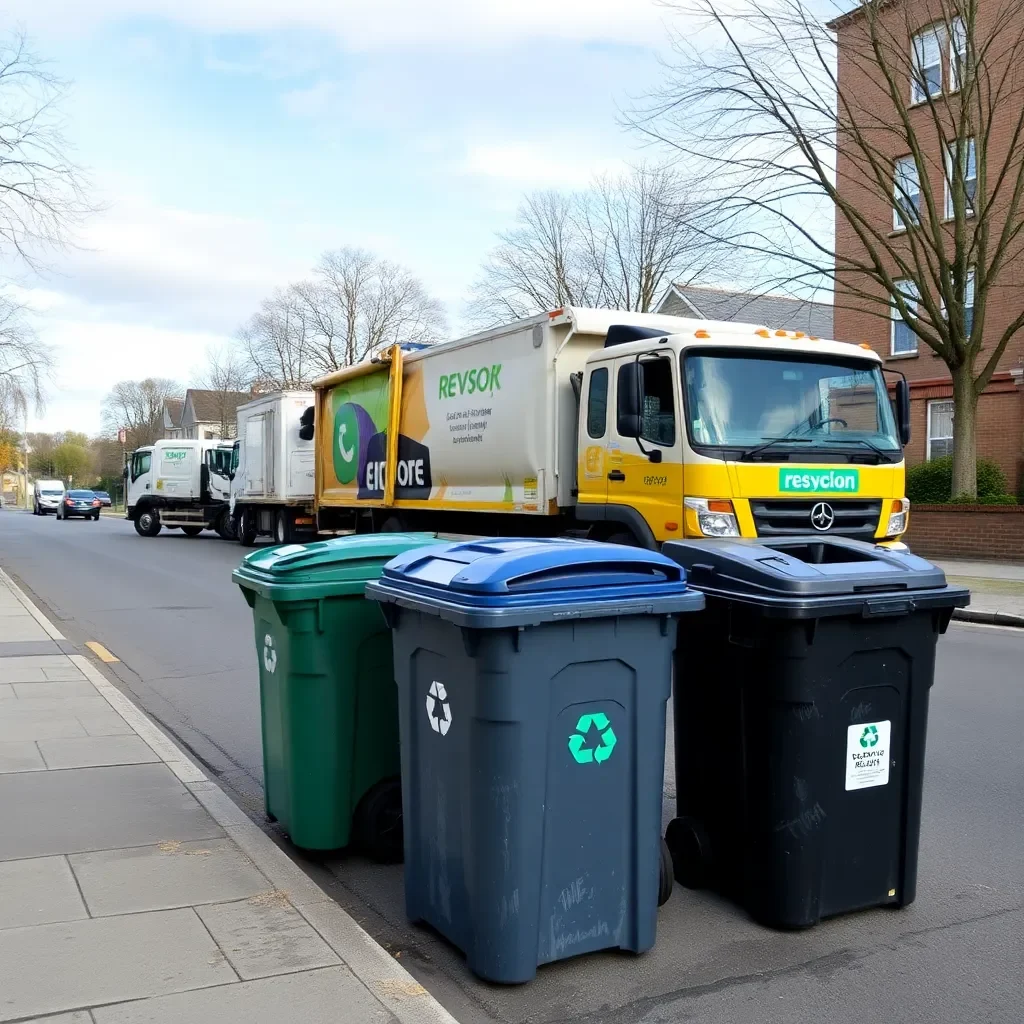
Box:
[238,249,447,387]
[469,165,730,327]
[101,378,183,449]
[637,0,1024,498]
[192,344,252,437]
[0,292,52,424]
[237,287,316,390]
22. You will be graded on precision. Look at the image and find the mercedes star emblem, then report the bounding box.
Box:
[810,501,835,531]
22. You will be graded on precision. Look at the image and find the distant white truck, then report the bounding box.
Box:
[229,391,316,546]
[33,479,66,515]
[125,439,234,538]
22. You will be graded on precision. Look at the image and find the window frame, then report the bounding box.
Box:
[891,279,921,356]
[926,399,955,460]
[893,155,922,230]
[949,16,967,92]
[944,136,977,219]
[586,366,610,439]
[912,24,944,104]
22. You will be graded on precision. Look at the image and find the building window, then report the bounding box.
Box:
[940,268,975,336]
[927,400,954,460]
[945,137,977,218]
[912,25,944,102]
[891,279,921,355]
[893,156,921,229]
[950,17,967,91]
[587,367,609,438]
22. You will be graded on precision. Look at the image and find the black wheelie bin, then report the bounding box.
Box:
[366,537,705,983]
[661,537,969,929]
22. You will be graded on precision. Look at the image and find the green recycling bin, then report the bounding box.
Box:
[232,533,440,860]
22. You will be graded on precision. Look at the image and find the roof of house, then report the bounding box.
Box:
[184,389,252,423]
[658,284,834,339]
[163,399,184,426]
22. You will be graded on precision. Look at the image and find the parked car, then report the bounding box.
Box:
[34,480,66,515]
[56,489,102,521]
[93,490,112,507]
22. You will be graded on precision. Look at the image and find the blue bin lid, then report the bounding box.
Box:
[365,537,704,629]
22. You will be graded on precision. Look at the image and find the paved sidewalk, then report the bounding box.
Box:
[0,567,458,1024]
[934,558,1024,627]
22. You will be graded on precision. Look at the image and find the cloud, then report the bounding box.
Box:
[8,0,668,50]
[460,142,627,188]
[280,80,339,118]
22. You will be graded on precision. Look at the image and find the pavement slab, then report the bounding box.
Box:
[0,740,46,774]
[196,896,342,980]
[0,763,224,860]
[0,856,88,929]
[91,967,396,1024]
[71,839,270,917]
[0,908,238,1021]
[37,735,159,770]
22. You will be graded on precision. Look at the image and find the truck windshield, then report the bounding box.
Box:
[683,350,901,457]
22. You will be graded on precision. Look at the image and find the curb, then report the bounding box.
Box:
[952,608,1024,629]
[2,573,459,1024]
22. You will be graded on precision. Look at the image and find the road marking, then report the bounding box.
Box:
[85,640,120,663]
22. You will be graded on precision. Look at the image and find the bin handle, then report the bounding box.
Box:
[862,597,913,618]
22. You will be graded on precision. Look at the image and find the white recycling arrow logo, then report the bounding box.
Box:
[263,634,277,674]
[425,680,452,736]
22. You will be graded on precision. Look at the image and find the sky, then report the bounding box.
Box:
[3,0,684,434]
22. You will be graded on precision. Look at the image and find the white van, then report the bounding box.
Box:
[33,479,66,515]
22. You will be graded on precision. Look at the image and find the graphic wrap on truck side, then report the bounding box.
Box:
[318,338,548,512]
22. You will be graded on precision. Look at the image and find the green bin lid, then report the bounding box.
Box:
[231,532,441,602]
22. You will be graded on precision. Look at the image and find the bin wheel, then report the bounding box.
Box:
[658,837,674,906]
[665,816,713,890]
[354,778,404,864]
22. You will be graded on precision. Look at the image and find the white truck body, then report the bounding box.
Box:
[33,479,66,515]
[232,391,315,504]
[230,391,316,545]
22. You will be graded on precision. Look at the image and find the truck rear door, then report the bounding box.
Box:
[245,416,265,495]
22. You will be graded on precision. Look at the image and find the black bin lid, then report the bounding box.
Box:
[661,537,970,619]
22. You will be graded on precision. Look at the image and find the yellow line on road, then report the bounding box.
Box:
[85,641,120,663]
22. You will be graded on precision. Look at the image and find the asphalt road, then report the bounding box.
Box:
[2,508,1022,1024]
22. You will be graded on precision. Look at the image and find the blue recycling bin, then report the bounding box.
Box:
[365,538,704,983]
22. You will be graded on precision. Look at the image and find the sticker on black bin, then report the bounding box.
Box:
[845,720,890,790]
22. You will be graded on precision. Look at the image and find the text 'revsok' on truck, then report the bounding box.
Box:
[311,307,912,548]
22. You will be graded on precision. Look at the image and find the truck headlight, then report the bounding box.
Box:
[886,498,909,537]
[685,497,740,537]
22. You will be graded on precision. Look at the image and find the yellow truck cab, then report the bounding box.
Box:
[575,322,910,547]
[311,308,911,548]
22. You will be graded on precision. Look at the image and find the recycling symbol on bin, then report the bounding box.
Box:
[425,680,452,736]
[568,712,617,765]
[859,725,879,749]
[263,634,277,674]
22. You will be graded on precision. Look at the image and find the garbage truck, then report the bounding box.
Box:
[311,307,912,548]
[229,390,316,546]
[125,439,234,537]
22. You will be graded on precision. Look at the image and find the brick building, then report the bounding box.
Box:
[830,1,1024,494]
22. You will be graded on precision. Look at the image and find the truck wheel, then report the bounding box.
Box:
[135,510,162,537]
[237,508,257,547]
[604,530,639,548]
[181,526,203,537]
[274,509,292,545]
[354,778,404,864]
[216,511,236,541]
[379,515,406,533]
[665,816,713,890]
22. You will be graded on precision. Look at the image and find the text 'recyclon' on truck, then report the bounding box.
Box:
[311,307,912,548]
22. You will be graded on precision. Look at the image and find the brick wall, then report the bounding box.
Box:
[904,505,1024,561]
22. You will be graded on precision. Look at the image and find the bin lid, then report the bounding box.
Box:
[232,533,441,601]
[661,537,970,618]
[365,537,704,628]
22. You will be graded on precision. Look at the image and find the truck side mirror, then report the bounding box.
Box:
[616,364,641,439]
[895,378,911,447]
[298,406,315,442]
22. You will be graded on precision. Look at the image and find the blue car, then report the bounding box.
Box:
[56,489,102,521]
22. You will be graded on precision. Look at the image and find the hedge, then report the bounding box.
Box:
[907,456,1017,504]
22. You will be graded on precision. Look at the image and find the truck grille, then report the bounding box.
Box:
[750,499,883,541]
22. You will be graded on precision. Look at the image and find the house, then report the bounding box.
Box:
[829,1,1024,491]
[656,284,834,338]
[161,390,251,441]
[162,399,184,439]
